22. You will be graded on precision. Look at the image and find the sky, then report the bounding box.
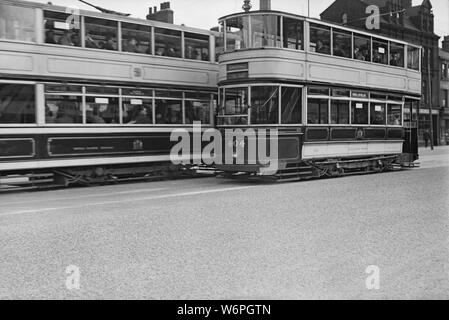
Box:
[36,0,449,40]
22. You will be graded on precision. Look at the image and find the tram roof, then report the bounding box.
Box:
[219,10,421,48]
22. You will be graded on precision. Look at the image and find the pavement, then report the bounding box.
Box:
[0,147,448,300]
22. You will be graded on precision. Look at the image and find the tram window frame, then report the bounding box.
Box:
[307,98,329,125]
[222,86,249,116]
[351,101,369,125]
[332,29,352,59]
[369,103,387,125]
[354,34,371,62]
[250,85,280,125]
[44,11,81,47]
[45,94,83,125]
[84,17,118,51]
[45,84,83,94]
[85,86,120,95]
[0,83,36,125]
[250,15,282,49]
[281,86,302,125]
[331,99,350,125]
[372,38,389,65]
[309,24,331,55]
[121,22,152,55]
[407,46,420,71]
[184,32,210,61]
[85,96,120,125]
[154,27,182,58]
[155,99,183,125]
[387,104,402,126]
[122,97,154,125]
[225,16,250,51]
[282,17,304,50]
[0,3,36,42]
[389,42,405,67]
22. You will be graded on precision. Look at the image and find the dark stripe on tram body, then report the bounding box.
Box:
[387,128,404,140]
[330,128,357,140]
[364,128,386,140]
[305,128,329,141]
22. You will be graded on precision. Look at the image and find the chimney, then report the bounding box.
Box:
[260,0,271,10]
[147,2,174,24]
[443,36,449,52]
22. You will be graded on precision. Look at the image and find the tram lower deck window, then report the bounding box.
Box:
[185,100,211,124]
[331,100,350,124]
[85,97,119,124]
[0,84,35,124]
[155,99,182,124]
[251,86,279,125]
[370,103,386,125]
[281,87,302,124]
[45,95,82,124]
[387,104,402,125]
[123,98,153,125]
[308,98,329,124]
[351,101,369,124]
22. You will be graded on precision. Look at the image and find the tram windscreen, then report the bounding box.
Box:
[251,86,279,124]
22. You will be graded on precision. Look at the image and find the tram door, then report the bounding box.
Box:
[403,99,419,158]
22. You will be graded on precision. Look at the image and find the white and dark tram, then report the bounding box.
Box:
[215,8,421,181]
[0,0,219,186]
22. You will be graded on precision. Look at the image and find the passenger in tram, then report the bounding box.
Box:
[134,107,152,124]
[155,47,165,56]
[166,47,177,57]
[71,33,80,47]
[85,33,99,49]
[45,105,55,123]
[123,37,140,53]
[354,47,365,61]
[59,30,74,46]
[315,40,330,54]
[104,35,117,51]
[390,52,401,66]
[86,107,105,124]
[185,45,195,59]
[201,48,210,61]
[333,42,347,57]
[55,110,74,123]
[45,30,57,44]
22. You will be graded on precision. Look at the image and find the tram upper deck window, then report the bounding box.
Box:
[354,34,371,61]
[84,17,118,51]
[0,4,35,42]
[351,101,369,124]
[283,17,303,50]
[122,23,151,54]
[154,28,181,58]
[333,29,352,58]
[185,33,210,61]
[331,100,350,124]
[370,103,386,125]
[251,86,279,125]
[281,86,302,124]
[45,95,82,124]
[123,98,153,124]
[309,24,331,55]
[307,99,329,124]
[372,39,388,65]
[0,84,35,124]
[225,16,249,51]
[390,42,404,67]
[251,15,281,48]
[44,11,80,47]
[387,104,402,126]
[215,28,225,61]
[407,46,420,71]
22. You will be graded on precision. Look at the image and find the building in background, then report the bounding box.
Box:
[321,0,441,146]
[440,36,449,145]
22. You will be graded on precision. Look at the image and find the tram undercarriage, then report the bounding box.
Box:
[217,153,419,183]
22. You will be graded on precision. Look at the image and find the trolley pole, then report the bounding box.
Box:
[427,48,435,151]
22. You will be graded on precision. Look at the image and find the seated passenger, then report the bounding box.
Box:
[104,36,117,51]
[333,43,347,57]
[155,47,165,56]
[354,47,365,61]
[315,40,330,54]
[201,48,209,61]
[134,108,152,124]
[85,33,99,48]
[45,30,57,44]
[390,53,401,66]
[124,37,139,53]
[86,108,105,124]
[185,46,195,59]
[55,110,74,123]
[166,47,177,57]
[71,33,80,46]
[59,31,74,46]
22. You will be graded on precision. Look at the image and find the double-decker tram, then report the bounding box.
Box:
[0,0,219,188]
[215,8,421,181]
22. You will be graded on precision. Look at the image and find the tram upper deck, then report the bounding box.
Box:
[0,0,219,88]
[217,10,422,97]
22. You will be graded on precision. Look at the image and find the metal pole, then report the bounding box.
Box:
[427,48,434,150]
[307,0,310,18]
